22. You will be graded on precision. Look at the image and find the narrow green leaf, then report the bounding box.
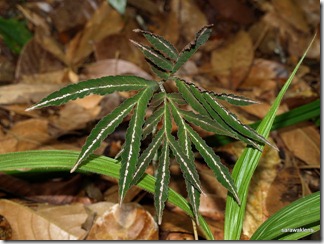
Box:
[0,150,215,240]
[134,29,178,60]
[119,88,154,202]
[149,62,170,80]
[149,92,165,109]
[154,140,171,225]
[169,100,200,223]
[132,128,164,185]
[251,191,320,240]
[172,25,213,73]
[175,78,209,116]
[212,93,259,106]
[187,83,261,150]
[186,123,240,204]
[164,102,202,193]
[71,91,142,172]
[142,106,164,139]
[130,39,173,72]
[180,109,238,138]
[26,75,157,111]
[166,93,186,105]
[224,34,317,240]
[204,93,276,149]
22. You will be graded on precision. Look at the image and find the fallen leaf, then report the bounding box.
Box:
[82,59,152,80]
[279,123,320,166]
[66,1,124,66]
[242,143,281,238]
[0,215,12,240]
[0,199,87,240]
[86,203,158,240]
[265,166,303,215]
[211,31,254,89]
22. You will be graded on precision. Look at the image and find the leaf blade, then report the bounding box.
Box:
[172,25,213,73]
[119,88,154,202]
[134,29,178,60]
[27,75,157,110]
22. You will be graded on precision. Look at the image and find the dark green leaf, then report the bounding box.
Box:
[164,102,202,193]
[186,124,240,204]
[149,62,170,80]
[132,128,164,185]
[174,78,209,116]
[71,91,142,172]
[134,29,178,60]
[0,17,32,54]
[119,88,154,202]
[142,106,164,139]
[180,109,238,138]
[172,25,213,73]
[203,93,277,149]
[187,83,261,149]
[130,39,173,72]
[166,93,186,105]
[212,93,259,106]
[154,140,171,225]
[26,75,157,111]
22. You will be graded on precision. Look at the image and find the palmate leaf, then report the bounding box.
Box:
[187,82,262,150]
[174,78,209,116]
[134,29,178,60]
[26,75,157,111]
[186,123,240,204]
[130,40,173,72]
[203,93,277,149]
[132,128,164,185]
[166,93,186,105]
[172,25,213,74]
[142,106,164,139]
[154,140,171,225]
[164,102,202,193]
[212,93,259,106]
[71,91,143,172]
[169,100,200,223]
[180,109,238,138]
[119,87,155,202]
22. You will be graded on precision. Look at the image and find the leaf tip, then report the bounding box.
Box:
[25,106,35,111]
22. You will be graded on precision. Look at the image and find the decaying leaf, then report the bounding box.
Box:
[86,203,158,240]
[211,31,254,89]
[279,123,320,166]
[0,200,87,240]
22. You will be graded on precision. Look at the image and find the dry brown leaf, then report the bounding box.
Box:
[279,123,320,166]
[49,0,100,33]
[15,39,65,81]
[82,59,152,80]
[0,56,15,83]
[87,203,158,240]
[265,167,303,216]
[272,0,309,33]
[0,119,53,153]
[0,199,87,240]
[0,215,12,240]
[172,0,207,43]
[211,31,254,89]
[66,1,124,66]
[242,143,281,238]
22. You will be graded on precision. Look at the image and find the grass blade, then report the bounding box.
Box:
[251,191,320,240]
[0,150,214,240]
[223,34,317,240]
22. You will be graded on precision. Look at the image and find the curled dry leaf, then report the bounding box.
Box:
[0,200,87,240]
[0,215,12,240]
[211,31,254,90]
[86,203,158,240]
